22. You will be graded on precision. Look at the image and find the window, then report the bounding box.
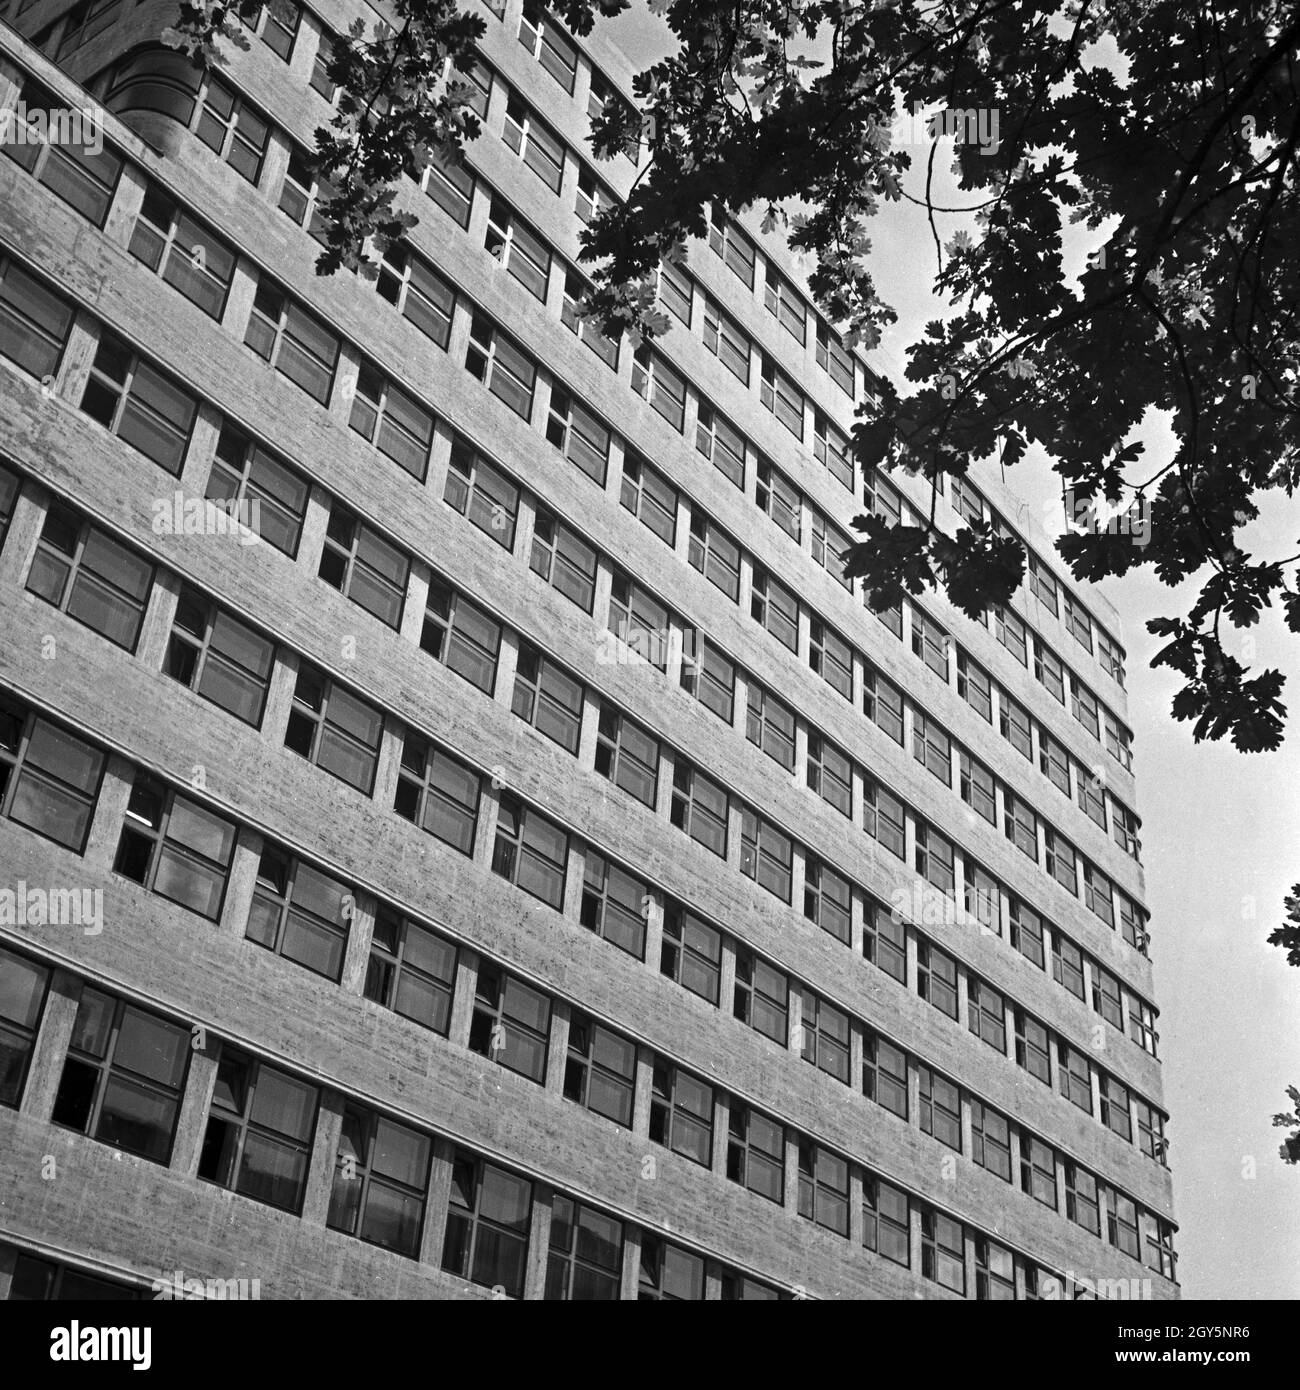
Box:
[1099,628,1127,686]
[1113,801,1142,859]
[206,425,308,556]
[967,977,1006,1052]
[546,385,610,484]
[658,256,692,325]
[530,510,597,612]
[444,437,519,550]
[1020,1131,1058,1208]
[708,205,756,288]
[995,607,1027,666]
[638,1234,704,1300]
[318,502,409,628]
[194,74,269,181]
[631,346,686,431]
[502,91,565,191]
[1039,732,1071,795]
[1004,792,1039,861]
[1052,932,1086,1000]
[863,778,906,860]
[863,1175,909,1265]
[807,732,852,818]
[865,468,902,524]
[3,81,123,225]
[198,1049,317,1213]
[1100,1073,1133,1141]
[811,514,853,590]
[162,586,273,728]
[1084,863,1115,927]
[328,1104,431,1259]
[78,331,197,473]
[444,1153,532,1296]
[466,313,536,420]
[696,402,746,487]
[816,320,855,397]
[512,643,583,754]
[283,664,382,795]
[971,1100,1012,1181]
[564,1012,636,1127]
[802,859,851,946]
[750,568,798,651]
[1035,639,1066,705]
[1015,1011,1052,1086]
[55,0,123,59]
[917,940,958,1019]
[650,1059,713,1166]
[1058,1041,1093,1113]
[687,511,741,601]
[620,451,677,544]
[278,145,335,245]
[919,1064,961,1150]
[920,1209,965,1294]
[1137,1099,1168,1165]
[0,945,50,1108]
[0,461,18,554]
[422,579,501,693]
[518,0,577,92]
[959,751,996,825]
[911,610,950,680]
[245,282,338,405]
[113,773,236,921]
[394,730,481,856]
[1078,768,1108,831]
[364,907,457,1034]
[492,794,568,910]
[863,666,904,744]
[764,266,805,343]
[760,356,804,439]
[594,706,658,810]
[424,148,475,228]
[310,30,338,99]
[915,822,955,897]
[561,268,619,368]
[375,243,454,347]
[1063,590,1093,651]
[485,194,551,301]
[813,412,852,490]
[740,807,793,903]
[863,1031,908,1119]
[957,652,992,722]
[746,683,795,770]
[545,1196,622,1301]
[871,590,904,638]
[0,695,105,853]
[608,572,671,672]
[588,69,643,164]
[580,852,647,960]
[52,988,189,1163]
[912,710,952,784]
[756,457,801,539]
[469,963,551,1082]
[1010,899,1045,968]
[575,165,615,224]
[1065,1161,1101,1235]
[864,901,907,982]
[703,297,751,383]
[727,1104,784,1203]
[27,505,153,651]
[670,759,728,857]
[1143,1214,1177,1281]
[1000,692,1033,760]
[1071,677,1101,739]
[800,991,850,1084]
[1130,992,1159,1056]
[1028,555,1059,616]
[1045,827,1079,895]
[810,620,853,700]
[129,182,235,318]
[797,1140,848,1237]
[733,949,788,1045]
[660,902,721,1004]
[345,362,435,480]
[246,845,351,981]
[1106,1187,1140,1259]
[243,0,300,57]
[1105,711,1134,770]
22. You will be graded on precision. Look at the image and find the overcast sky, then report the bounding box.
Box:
[607,2,1300,1299]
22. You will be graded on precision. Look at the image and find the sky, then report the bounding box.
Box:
[604,2,1300,1299]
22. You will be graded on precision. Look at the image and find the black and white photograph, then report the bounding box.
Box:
[0,0,1295,1358]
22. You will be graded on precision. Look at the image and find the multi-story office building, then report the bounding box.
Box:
[0,0,1176,1300]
